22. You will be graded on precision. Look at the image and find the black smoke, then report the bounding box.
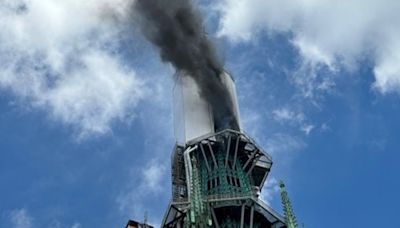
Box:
[133,0,239,131]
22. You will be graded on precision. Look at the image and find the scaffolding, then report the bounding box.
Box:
[162,130,286,228]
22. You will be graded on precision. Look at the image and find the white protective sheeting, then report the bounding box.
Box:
[173,71,241,145]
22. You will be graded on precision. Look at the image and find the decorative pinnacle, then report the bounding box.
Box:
[279,180,298,228]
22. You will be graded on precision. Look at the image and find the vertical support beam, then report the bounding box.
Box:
[183,146,195,199]
[240,204,245,228]
[225,135,232,168]
[232,136,240,170]
[228,174,234,189]
[243,150,258,170]
[200,143,211,172]
[233,175,239,187]
[250,204,254,228]
[246,156,261,177]
[207,142,218,169]
[210,206,220,228]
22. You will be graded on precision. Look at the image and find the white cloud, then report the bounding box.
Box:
[265,133,306,157]
[9,209,33,228]
[272,107,314,135]
[115,73,172,227]
[46,220,82,228]
[8,208,81,228]
[141,160,167,191]
[0,0,145,138]
[116,159,168,225]
[301,124,314,136]
[71,223,81,228]
[373,38,400,93]
[216,0,400,94]
[272,108,304,123]
[292,37,335,71]
[261,177,280,205]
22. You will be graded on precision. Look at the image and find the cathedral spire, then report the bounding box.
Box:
[280,181,298,228]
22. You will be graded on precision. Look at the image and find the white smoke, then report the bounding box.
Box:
[0,0,144,138]
[216,0,400,94]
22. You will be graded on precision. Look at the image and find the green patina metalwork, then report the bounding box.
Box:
[200,146,252,201]
[280,181,298,228]
[188,141,253,227]
[182,135,283,227]
[188,156,212,227]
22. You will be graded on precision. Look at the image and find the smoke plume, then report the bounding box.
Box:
[133,0,239,131]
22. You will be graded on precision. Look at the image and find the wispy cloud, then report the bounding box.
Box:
[273,107,304,123]
[216,0,400,94]
[116,158,168,227]
[301,124,314,136]
[0,0,147,138]
[272,107,315,135]
[70,224,81,228]
[112,66,174,226]
[46,220,82,228]
[261,177,280,205]
[141,159,168,192]
[265,133,306,158]
[7,208,81,228]
[9,209,33,228]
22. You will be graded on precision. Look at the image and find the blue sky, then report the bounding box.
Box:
[1,0,400,227]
